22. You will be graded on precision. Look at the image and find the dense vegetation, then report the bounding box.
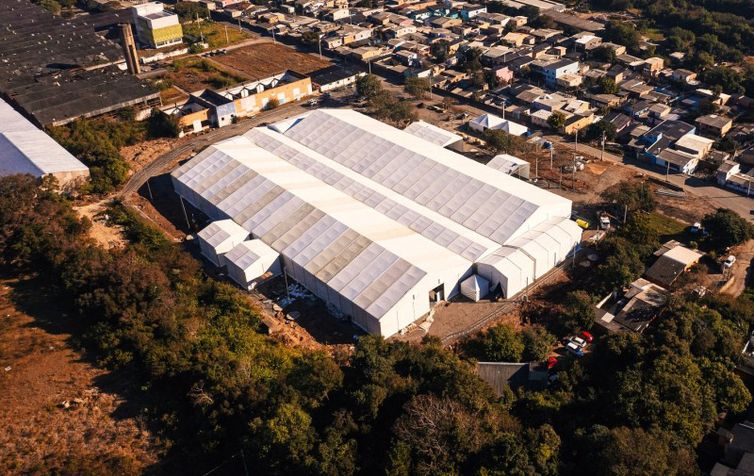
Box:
[48,111,179,194]
[3,174,753,475]
[357,74,417,125]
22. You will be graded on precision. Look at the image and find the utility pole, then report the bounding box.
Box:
[550,144,554,169]
[318,34,323,59]
[271,27,276,44]
[535,154,538,180]
[559,165,563,189]
[501,98,506,121]
[665,159,670,182]
[575,129,578,146]
[225,25,229,45]
[237,18,242,31]
[368,60,372,74]
[600,130,606,162]
[572,154,576,188]
[196,13,205,44]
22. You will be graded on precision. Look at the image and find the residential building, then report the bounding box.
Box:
[645,243,703,287]
[696,114,733,138]
[594,278,668,333]
[310,64,366,92]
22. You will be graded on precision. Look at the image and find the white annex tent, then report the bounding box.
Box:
[477,217,582,298]
[487,154,531,179]
[196,220,249,267]
[403,120,462,147]
[225,239,281,290]
[470,113,529,136]
[460,274,490,302]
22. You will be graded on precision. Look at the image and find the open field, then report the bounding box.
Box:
[211,43,330,79]
[182,20,253,49]
[163,57,247,94]
[0,279,161,474]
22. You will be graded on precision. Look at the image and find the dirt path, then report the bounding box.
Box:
[0,280,162,474]
[721,240,754,297]
[74,201,126,249]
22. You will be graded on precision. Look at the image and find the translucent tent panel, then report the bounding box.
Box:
[196,219,249,267]
[224,239,281,290]
[403,120,462,147]
[460,274,490,302]
[171,110,578,337]
[280,109,570,246]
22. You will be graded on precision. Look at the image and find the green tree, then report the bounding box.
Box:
[600,180,656,215]
[560,290,595,332]
[573,425,698,476]
[404,77,431,99]
[547,111,566,130]
[356,74,383,99]
[522,326,556,361]
[467,323,525,362]
[597,76,618,94]
[702,208,753,251]
[430,40,450,63]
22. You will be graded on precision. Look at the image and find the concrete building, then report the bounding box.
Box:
[132,2,183,49]
[172,109,581,337]
[190,71,312,127]
[645,244,703,287]
[696,114,733,138]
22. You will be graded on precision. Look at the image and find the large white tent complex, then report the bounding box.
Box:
[172,109,581,337]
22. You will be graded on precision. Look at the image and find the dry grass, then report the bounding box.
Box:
[0,279,162,474]
[212,43,330,79]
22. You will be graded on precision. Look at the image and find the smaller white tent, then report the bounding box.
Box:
[225,239,282,290]
[196,219,249,267]
[486,154,530,179]
[460,274,490,302]
[404,120,463,147]
[469,113,529,136]
[477,217,582,298]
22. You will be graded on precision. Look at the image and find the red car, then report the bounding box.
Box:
[547,356,559,369]
[580,331,594,343]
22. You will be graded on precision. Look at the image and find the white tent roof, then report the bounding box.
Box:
[403,120,462,147]
[470,113,529,136]
[277,109,569,245]
[0,99,89,178]
[486,154,530,175]
[172,109,576,332]
[225,239,280,272]
[197,219,248,249]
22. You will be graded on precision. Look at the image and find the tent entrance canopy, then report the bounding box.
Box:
[460,274,490,302]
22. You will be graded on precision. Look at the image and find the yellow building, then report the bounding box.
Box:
[132,2,183,49]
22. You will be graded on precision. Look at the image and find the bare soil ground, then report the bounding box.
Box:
[0,279,162,475]
[121,137,181,173]
[212,43,330,79]
[720,240,754,297]
[74,201,127,249]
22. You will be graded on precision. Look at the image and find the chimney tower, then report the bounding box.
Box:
[120,23,140,75]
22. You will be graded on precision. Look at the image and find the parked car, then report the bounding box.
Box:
[566,341,584,358]
[547,356,559,369]
[570,336,588,349]
[580,331,594,343]
[724,255,737,268]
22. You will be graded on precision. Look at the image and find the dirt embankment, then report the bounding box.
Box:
[0,280,163,474]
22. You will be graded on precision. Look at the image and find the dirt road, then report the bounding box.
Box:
[120,101,308,198]
[721,240,754,297]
